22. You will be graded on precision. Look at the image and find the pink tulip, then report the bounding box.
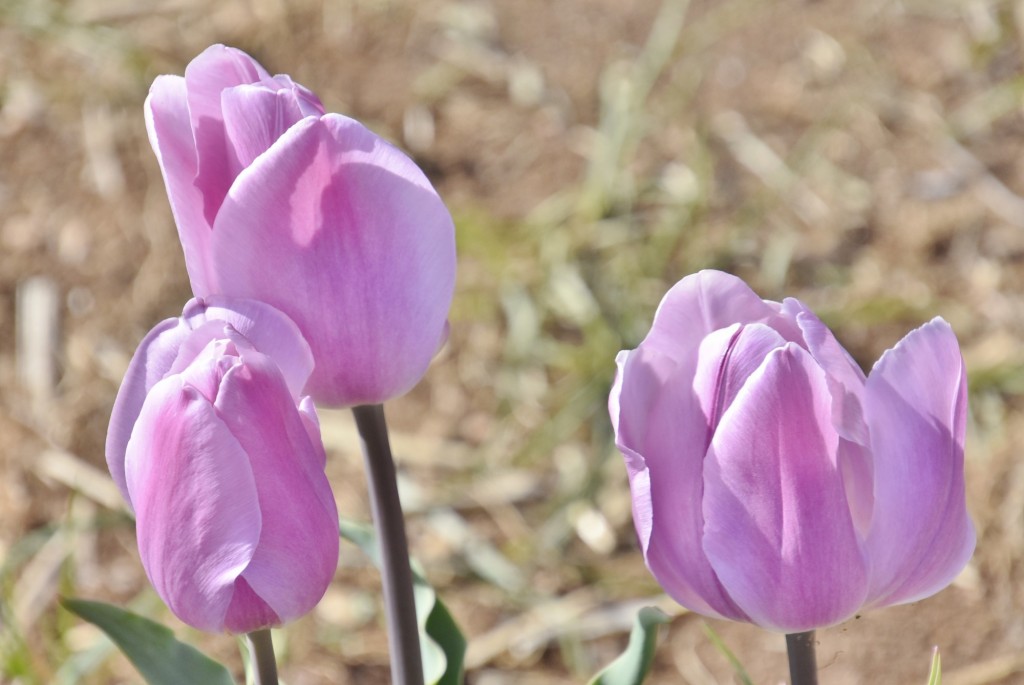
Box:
[145,44,456,406]
[107,297,338,632]
[106,296,314,503]
[609,270,974,633]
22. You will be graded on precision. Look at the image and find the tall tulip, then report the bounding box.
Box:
[107,297,339,633]
[609,270,974,633]
[145,44,456,406]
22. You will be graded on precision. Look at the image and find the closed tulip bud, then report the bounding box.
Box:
[145,44,456,406]
[609,270,974,633]
[107,297,339,633]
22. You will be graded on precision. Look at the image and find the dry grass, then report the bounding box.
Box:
[2,0,1023,682]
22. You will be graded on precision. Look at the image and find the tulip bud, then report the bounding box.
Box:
[145,44,456,406]
[609,270,975,633]
[108,297,338,633]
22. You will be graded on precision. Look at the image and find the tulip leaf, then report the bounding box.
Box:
[339,519,466,685]
[587,606,670,685]
[926,647,941,685]
[61,598,235,685]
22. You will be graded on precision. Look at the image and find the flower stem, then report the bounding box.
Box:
[353,404,423,685]
[246,629,278,685]
[785,631,818,685]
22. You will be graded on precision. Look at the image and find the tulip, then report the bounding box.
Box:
[609,270,974,633]
[106,296,315,503]
[145,44,456,406]
[107,297,339,633]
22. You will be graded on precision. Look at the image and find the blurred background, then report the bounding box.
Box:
[1,0,1022,682]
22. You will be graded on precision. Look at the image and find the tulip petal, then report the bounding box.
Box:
[213,351,339,624]
[610,348,676,554]
[144,75,213,293]
[105,316,194,505]
[783,300,876,535]
[270,75,325,117]
[221,84,310,174]
[210,114,456,405]
[863,318,974,607]
[612,346,747,621]
[125,376,261,633]
[182,296,314,399]
[641,271,802,363]
[185,45,271,228]
[297,396,328,470]
[703,344,869,632]
[692,323,787,430]
[783,299,868,444]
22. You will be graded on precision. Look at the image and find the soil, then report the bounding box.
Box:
[1,0,1023,683]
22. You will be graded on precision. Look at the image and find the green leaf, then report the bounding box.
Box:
[702,622,753,685]
[587,606,670,685]
[61,598,235,685]
[926,647,941,685]
[339,519,466,685]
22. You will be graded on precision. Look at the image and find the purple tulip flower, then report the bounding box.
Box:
[107,297,339,633]
[145,44,456,406]
[609,270,974,633]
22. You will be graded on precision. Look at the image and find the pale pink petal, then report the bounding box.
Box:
[780,299,875,534]
[782,298,868,444]
[610,349,673,554]
[171,337,239,403]
[144,75,213,293]
[124,376,261,633]
[210,114,456,405]
[702,344,869,632]
[221,84,310,174]
[297,396,327,470]
[214,351,339,623]
[863,318,975,606]
[837,437,874,538]
[184,44,270,227]
[641,270,802,363]
[105,316,192,504]
[692,323,787,432]
[269,75,325,117]
[612,346,747,621]
[224,578,280,634]
[182,296,314,399]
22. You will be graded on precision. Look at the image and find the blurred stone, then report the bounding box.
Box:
[0,79,45,137]
[315,586,377,630]
[81,103,126,199]
[403,103,436,153]
[568,502,616,555]
[58,218,92,265]
[16,276,60,411]
[801,29,845,85]
[508,58,545,108]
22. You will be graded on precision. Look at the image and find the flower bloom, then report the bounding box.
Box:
[609,270,974,633]
[145,44,456,406]
[107,297,339,633]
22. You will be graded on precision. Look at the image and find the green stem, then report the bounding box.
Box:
[246,629,278,685]
[785,631,818,685]
[353,404,423,685]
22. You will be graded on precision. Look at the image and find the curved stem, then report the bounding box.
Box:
[353,404,423,685]
[247,629,278,685]
[786,631,818,685]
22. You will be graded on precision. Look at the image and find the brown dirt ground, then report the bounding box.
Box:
[2,0,1023,683]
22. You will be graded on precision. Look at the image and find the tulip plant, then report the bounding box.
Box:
[64,45,974,685]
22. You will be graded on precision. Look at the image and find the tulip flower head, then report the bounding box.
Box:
[609,270,974,633]
[146,44,456,406]
[107,297,339,633]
